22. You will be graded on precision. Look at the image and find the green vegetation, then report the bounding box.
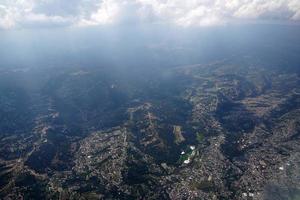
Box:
[291,195,300,200]
[196,132,204,143]
[178,146,195,164]
[190,180,214,191]
[178,153,190,163]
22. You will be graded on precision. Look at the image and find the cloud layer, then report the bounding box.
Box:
[0,0,300,29]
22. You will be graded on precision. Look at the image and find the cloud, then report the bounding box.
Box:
[0,0,300,30]
[0,0,70,29]
[0,5,16,29]
[77,0,159,26]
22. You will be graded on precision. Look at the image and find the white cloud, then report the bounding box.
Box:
[78,0,158,26]
[0,5,16,29]
[288,0,300,20]
[22,13,74,28]
[0,0,300,29]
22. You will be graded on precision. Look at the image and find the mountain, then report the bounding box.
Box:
[0,56,299,199]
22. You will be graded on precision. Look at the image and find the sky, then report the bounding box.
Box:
[0,0,300,30]
[1,0,300,72]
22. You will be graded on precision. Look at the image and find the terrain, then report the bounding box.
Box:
[0,58,299,200]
